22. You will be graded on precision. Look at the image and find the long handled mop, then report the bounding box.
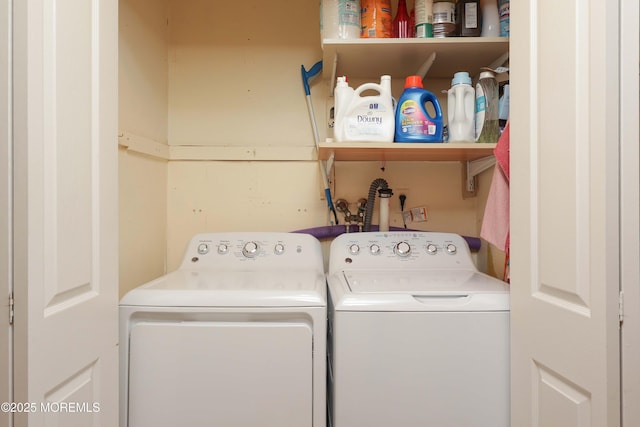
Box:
[301,61,339,225]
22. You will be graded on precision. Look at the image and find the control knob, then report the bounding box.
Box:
[427,244,438,254]
[394,241,411,257]
[242,241,259,258]
[274,243,285,255]
[348,244,360,255]
[369,244,381,255]
[446,244,457,254]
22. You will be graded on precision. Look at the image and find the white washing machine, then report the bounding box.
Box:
[327,232,510,427]
[119,232,326,427]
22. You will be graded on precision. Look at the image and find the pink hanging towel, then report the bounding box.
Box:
[480,121,510,252]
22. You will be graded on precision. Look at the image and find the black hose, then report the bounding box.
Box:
[363,178,389,232]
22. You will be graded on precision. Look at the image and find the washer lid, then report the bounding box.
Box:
[329,269,509,311]
[119,270,327,307]
[344,270,507,293]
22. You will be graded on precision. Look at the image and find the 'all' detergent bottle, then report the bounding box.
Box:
[395,75,443,142]
[447,71,475,142]
[334,75,395,142]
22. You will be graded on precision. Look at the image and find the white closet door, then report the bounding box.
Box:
[12,0,118,425]
[510,1,621,426]
[1,1,11,426]
[620,0,640,425]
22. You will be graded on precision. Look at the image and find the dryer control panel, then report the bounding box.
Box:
[179,232,323,271]
[329,232,476,273]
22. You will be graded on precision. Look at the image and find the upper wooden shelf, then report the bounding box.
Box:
[317,141,496,162]
[322,37,509,80]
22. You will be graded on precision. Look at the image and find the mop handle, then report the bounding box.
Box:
[301,61,323,96]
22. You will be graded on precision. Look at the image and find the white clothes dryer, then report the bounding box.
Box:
[327,232,509,427]
[120,232,326,427]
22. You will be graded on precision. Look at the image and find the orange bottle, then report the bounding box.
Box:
[360,0,392,38]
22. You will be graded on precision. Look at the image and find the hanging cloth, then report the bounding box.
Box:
[480,121,510,252]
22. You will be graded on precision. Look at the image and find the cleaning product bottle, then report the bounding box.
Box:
[392,0,411,38]
[331,76,354,141]
[334,76,354,119]
[456,0,482,37]
[480,0,500,37]
[447,72,475,142]
[395,75,444,143]
[334,75,395,142]
[498,0,510,37]
[432,1,457,38]
[475,70,500,143]
[409,7,416,37]
[498,83,510,132]
[414,0,434,38]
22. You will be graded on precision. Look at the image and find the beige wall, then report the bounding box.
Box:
[119,0,501,294]
[119,0,169,297]
[119,0,169,142]
[166,0,323,147]
[118,149,168,297]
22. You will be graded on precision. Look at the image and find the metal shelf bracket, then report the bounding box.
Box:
[466,155,496,193]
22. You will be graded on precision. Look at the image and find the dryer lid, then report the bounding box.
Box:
[119,270,327,307]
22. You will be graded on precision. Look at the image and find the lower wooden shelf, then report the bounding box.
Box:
[318,141,497,162]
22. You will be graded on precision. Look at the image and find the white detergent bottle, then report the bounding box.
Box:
[334,75,395,142]
[333,76,354,121]
[447,71,475,142]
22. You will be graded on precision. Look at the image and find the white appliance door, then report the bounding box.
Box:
[128,320,313,427]
[332,311,509,427]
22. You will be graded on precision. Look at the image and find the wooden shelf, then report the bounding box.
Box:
[322,37,509,80]
[318,141,496,162]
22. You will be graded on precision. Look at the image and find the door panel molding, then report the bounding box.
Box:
[534,362,591,427]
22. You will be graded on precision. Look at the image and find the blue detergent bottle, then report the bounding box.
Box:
[395,75,444,142]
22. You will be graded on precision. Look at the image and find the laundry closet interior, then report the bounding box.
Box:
[118,0,508,296]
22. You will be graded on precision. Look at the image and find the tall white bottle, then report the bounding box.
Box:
[480,0,500,37]
[334,76,353,118]
[447,72,475,142]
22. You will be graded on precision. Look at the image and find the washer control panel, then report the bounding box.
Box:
[329,232,476,273]
[179,232,322,270]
